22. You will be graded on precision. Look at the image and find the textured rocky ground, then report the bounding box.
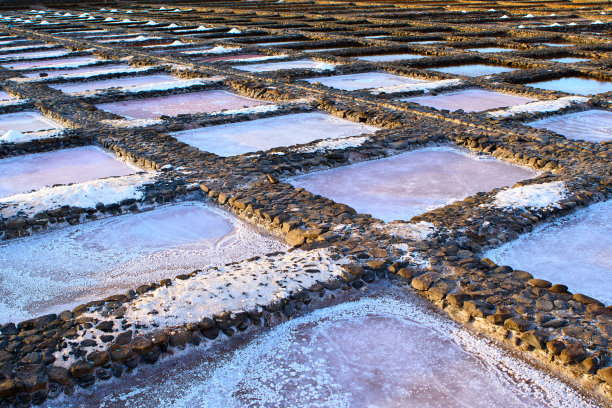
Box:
[0,0,610,406]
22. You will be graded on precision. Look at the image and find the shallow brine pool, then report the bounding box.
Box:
[289,146,537,222]
[305,72,425,91]
[467,47,516,53]
[233,59,335,72]
[0,110,63,134]
[0,202,286,323]
[47,289,598,407]
[96,90,269,119]
[50,73,183,94]
[171,112,380,156]
[22,64,138,79]
[526,77,612,96]
[431,64,515,77]
[0,146,137,198]
[402,89,536,112]
[526,110,612,143]
[485,200,611,305]
[1,56,101,70]
[355,53,424,62]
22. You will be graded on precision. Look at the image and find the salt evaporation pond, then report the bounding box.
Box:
[402,89,536,112]
[0,202,286,323]
[198,53,263,62]
[0,49,70,60]
[233,59,334,72]
[290,147,537,222]
[49,289,598,408]
[432,64,516,77]
[0,146,137,198]
[96,90,269,119]
[50,73,181,93]
[526,77,612,95]
[549,57,589,64]
[0,90,14,100]
[305,72,425,91]
[171,112,380,156]
[485,200,611,305]
[467,47,516,53]
[526,110,612,143]
[22,64,140,79]
[0,110,63,133]
[1,56,100,70]
[355,53,424,62]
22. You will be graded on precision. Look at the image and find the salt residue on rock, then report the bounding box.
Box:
[297,135,370,153]
[490,181,567,210]
[378,220,436,240]
[370,78,462,95]
[489,96,589,117]
[123,248,345,329]
[0,172,156,217]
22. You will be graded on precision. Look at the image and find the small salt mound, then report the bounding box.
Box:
[0,129,30,143]
[228,28,242,34]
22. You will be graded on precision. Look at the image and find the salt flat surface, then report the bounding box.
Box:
[401,89,536,112]
[550,57,589,63]
[489,96,588,118]
[22,64,143,79]
[526,110,612,142]
[0,110,63,133]
[53,292,598,408]
[486,200,611,305]
[0,91,13,100]
[526,77,612,96]
[489,181,567,211]
[234,59,335,72]
[0,202,286,323]
[290,146,537,222]
[0,172,156,217]
[171,112,380,156]
[356,53,424,62]
[0,146,138,198]
[1,56,100,70]
[197,53,262,62]
[96,90,269,119]
[432,64,516,77]
[467,47,516,53]
[0,49,70,60]
[306,72,424,91]
[50,73,182,93]
[372,78,461,94]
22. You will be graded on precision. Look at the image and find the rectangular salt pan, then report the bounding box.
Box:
[0,146,138,198]
[234,59,335,72]
[355,53,424,62]
[22,64,140,79]
[0,49,70,60]
[526,77,612,96]
[50,73,182,93]
[432,64,515,77]
[485,200,611,305]
[549,57,589,63]
[467,47,516,53]
[306,72,425,91]
[526,110,612,143]
[290,147,537,222]
[171,112,380,156]
[96,90,269,119]
[402,89,536,112]
[1,56,101,70]
[0,111,63,133]
[0,91,14,100]
[0,202,285,322]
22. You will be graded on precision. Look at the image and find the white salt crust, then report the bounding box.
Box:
[489,96,589,117]
[489,181,567,210]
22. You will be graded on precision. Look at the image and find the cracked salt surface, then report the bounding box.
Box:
[0,146,138,198]
[0,202,286,323]
[290,146,538,222]
[96,90,269,119]
[51,290,598,407]
[305,72,424,91]
[485,200,611,305]
[401,89,536,112]
[170,112,380,156]
[526,110,612,142]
